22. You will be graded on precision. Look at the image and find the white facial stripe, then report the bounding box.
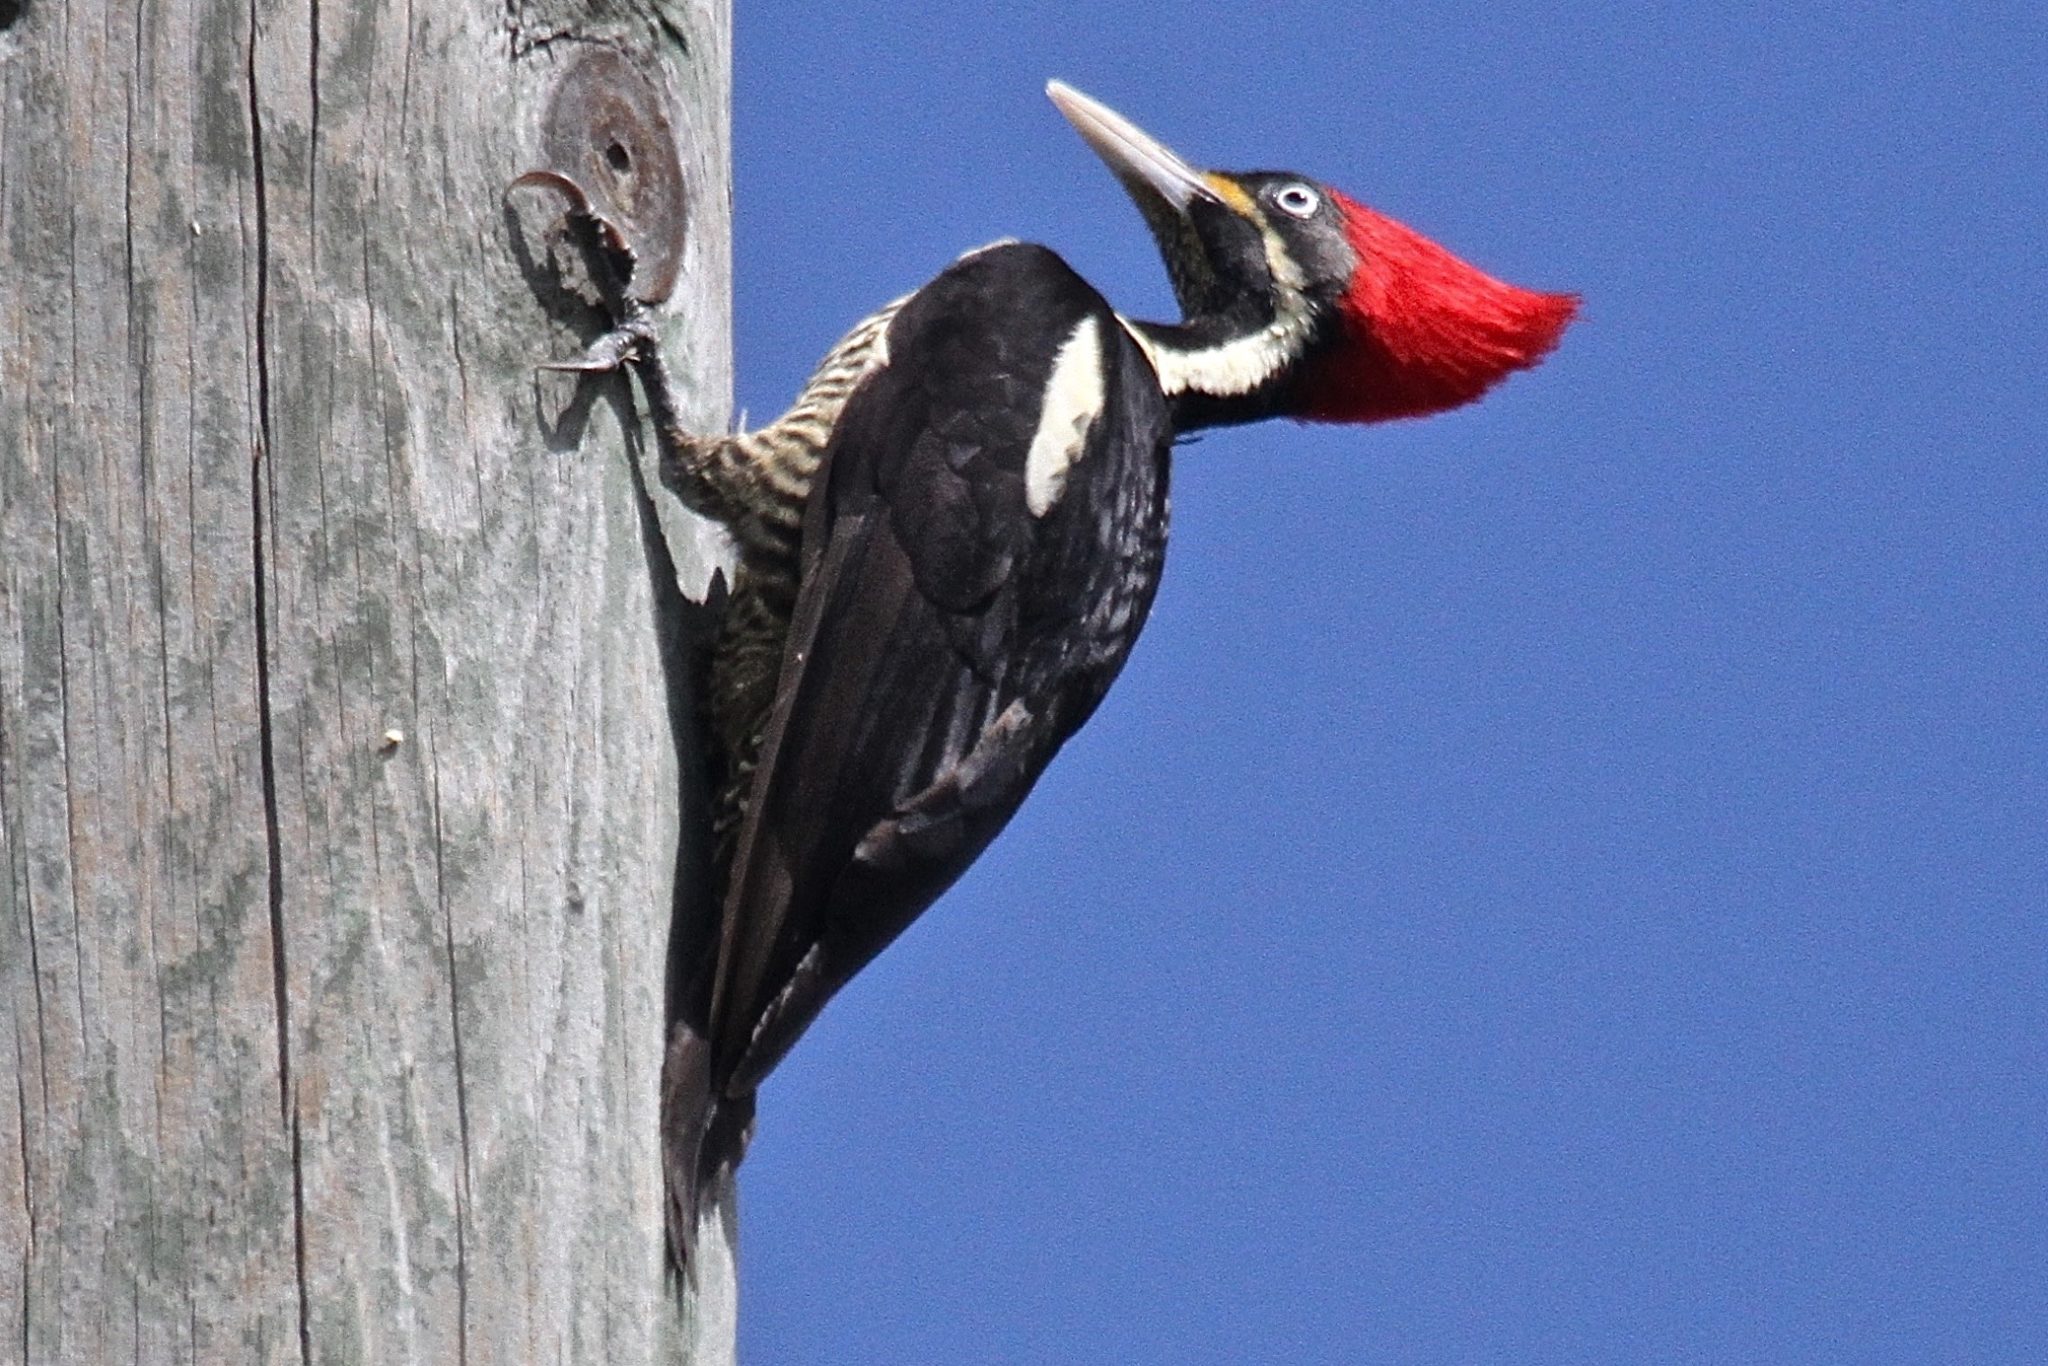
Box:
[1121,226,1319,402]
[1025,315,1106,517]
[1131,307,1316,400]
[1261,220,1310,293]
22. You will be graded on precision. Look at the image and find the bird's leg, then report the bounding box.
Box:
[540,308,725,512]
[514,169,761,531]
[521,162,909,551]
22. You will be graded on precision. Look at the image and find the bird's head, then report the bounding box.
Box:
[1047,80,1577,428]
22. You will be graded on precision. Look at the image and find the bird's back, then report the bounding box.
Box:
[712,241,1175,1096]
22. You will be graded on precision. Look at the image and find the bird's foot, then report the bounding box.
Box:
[511,167,692,433]
[510,168,654,364]
[536,312,659,377]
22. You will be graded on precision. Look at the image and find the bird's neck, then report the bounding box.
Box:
[1120,295,1321,431]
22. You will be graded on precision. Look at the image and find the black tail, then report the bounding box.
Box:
[662,1022,756,1274]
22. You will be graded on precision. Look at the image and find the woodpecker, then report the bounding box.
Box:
[532,81,1575,1270]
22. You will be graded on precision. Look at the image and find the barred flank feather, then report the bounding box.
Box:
[663,295,908,872]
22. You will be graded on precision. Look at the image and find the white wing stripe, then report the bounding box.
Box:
[1025,315,1107,517]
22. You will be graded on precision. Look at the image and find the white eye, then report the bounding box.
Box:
[1273,183,1320,219]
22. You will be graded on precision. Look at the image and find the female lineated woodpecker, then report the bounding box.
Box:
[531,81,1576,1270]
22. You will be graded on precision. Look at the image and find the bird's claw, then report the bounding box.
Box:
[511,167,692,445]
[508,168,640,273]
[510,167,663,377]
[536,315,658,377]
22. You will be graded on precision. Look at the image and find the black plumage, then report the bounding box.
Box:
[666,243,1171,1241]
[720,244,1168,1086]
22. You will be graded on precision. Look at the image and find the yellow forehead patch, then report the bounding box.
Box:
[1203,174,1259,217]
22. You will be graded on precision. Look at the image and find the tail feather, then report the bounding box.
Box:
[662,1023,755,1275]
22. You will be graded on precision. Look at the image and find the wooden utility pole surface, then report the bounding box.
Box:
[1,0,734,1360]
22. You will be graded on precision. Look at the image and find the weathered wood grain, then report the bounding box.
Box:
[1,0,733,1360]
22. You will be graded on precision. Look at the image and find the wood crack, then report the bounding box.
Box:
[245,9,311,1361]
[307,0,319,227]
[13,1029,31,1249]
[16,796,50,1117]
[245,0,287,1125]
[429,746,472,1366]
[49,396,90,1076]
[290,1109,310,1364]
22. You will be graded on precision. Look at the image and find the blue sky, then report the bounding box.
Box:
[724,4,2046,1361]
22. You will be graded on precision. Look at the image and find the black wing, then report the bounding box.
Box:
[709,243,1174,1095]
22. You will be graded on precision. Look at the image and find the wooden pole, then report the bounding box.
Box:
[1,0,734,1360]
